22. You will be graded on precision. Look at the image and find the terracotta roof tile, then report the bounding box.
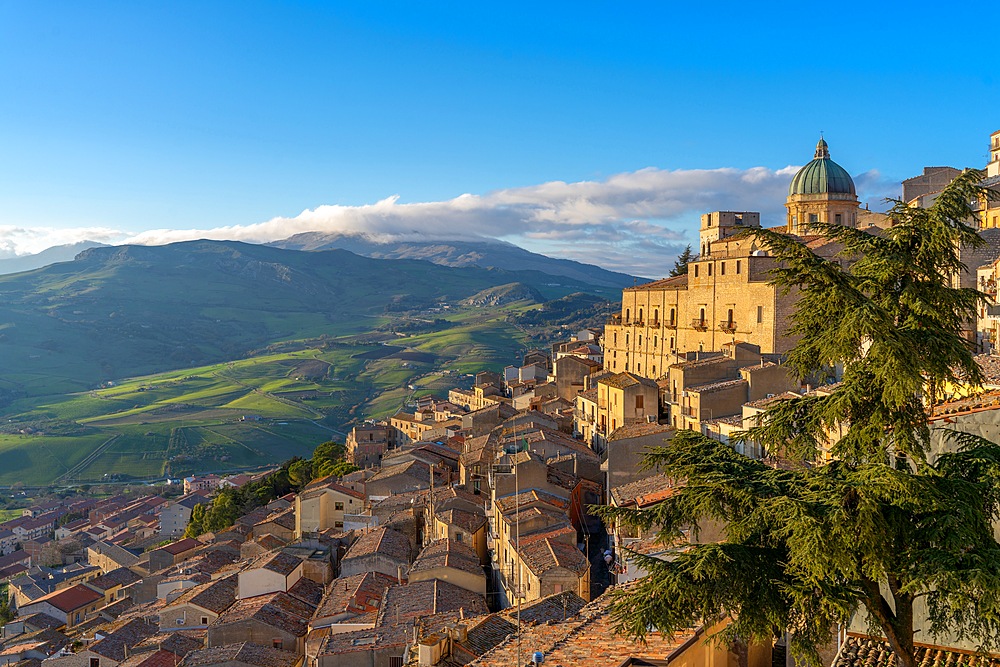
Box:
[832,635,1000,667]
[517,538,589,576]
[611,474,676,507]
[410,539,483,578]
[470,586,698,666]
[168,574,238,615]
[181,642,300,667]
[314,572,396,620]
[376,580,487,627]
[342,527,411,564]
[23,584,102,613]
[214,592,314,638]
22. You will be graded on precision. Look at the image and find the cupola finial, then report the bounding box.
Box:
[814,136,830,160]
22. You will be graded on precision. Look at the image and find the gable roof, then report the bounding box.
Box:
[181,642,300,667]
[214,592,314,637]
[376,580,488,627]
[314,572,396,620]
[518,538,589,577]
[24,584,102,613]
[410,539,483,578]
[342,527,411,564]
[167,574,238,615]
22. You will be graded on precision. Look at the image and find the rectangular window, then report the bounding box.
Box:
[694,265,699,277]
[721,261,725,275]
[201,616,209,625]
[757,306,763,323]
[736,260,741,274]
[707,263,712,276]
[272,640,283,650]
[91,659,100,667]
[335,502,344,511]
[809,213,818,223]
[835,213,842,224]
[636,395,644,409]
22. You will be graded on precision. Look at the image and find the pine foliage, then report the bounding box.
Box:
[597,170,1000,667]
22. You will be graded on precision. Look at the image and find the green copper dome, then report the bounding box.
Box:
[788,138,856,196]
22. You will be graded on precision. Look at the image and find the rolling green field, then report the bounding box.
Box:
[0,301,540,486]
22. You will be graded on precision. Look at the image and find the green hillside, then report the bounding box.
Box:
[0,240,616,486]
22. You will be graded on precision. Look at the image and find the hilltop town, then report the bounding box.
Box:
[3,132,1000,667]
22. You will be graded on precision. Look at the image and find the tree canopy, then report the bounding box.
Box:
[669,245,694,277]
[598,169,1000,667]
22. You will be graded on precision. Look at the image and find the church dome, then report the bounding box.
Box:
[788,138,856,196]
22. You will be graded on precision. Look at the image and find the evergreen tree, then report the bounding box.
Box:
[598,170,1000,667]
[669,245,693,277]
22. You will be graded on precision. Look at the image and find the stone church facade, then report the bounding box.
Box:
[604,138,863,377]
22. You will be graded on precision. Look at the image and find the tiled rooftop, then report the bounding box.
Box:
[24,583,102,613]
[251,551,301,577]
[376,580,488,627]
[599,372,658,390]
[214,591,315,637]
[411,539,484,578]
[609,421,674,441]
[687,378,747,394]
[435,507,487,533]
[316,622,413,656]
[342,527,411,564]
[470,585,699,667]
[500,590,587,625]
[314,572,396,620]
[832,635,1000,667]
[86,566,142,591]
[611,474,675,507]
[159,538,201,556]
[90,618,161,661]
[168,574,238,614]
[625,275,688,291]
[286,576,324,607]
[181,642,300,667]
[518,537,589,576]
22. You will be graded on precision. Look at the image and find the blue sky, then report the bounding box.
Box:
[0,2,996,275]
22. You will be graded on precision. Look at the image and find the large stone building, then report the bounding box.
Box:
[603,138,860,376]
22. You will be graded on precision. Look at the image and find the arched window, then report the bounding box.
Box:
[669,308,675,325]
[625,333,629,346]
[653,309,659,324]
[699,307,706,325]
[727,308,734,325]
[625,308,630,323]
[638,308,643,323]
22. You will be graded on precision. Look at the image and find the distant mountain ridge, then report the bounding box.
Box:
[269,232,645,288]
[0,241,109,275]
[0,239,615,392]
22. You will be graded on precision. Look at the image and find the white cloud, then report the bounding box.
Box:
[0,225,124,258]
[0,164,896,276]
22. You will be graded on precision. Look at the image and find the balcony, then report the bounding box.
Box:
[719,320,737,334]
[607,315,623,325]
[691,319,708,332]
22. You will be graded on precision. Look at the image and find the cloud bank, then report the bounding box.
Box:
[1,165,897,277]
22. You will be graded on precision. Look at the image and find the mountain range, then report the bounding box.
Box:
[0,239,625,400]
[269,232,646,287]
